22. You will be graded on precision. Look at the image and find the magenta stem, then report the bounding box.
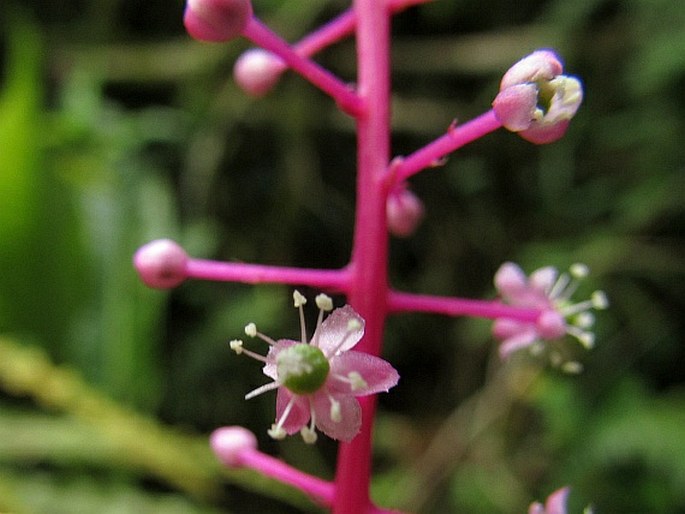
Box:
[242,17,363,115]
[332,1,392,513]
[389,110,503,185]
[388,290,540,322]
[185,258,351,292]
[288,0,433,60]
[238,449,335,506]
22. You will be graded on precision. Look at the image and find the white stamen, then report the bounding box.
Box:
[229,339,244,354]
[347,319,362,331]
[549,271,571,299]
[550,351,563,367]
[325,321,361,358]
[293,290,307,308]
[294,290,308,344]
[315,294,333,311]
[300,426,317,444]
[592,290,609,309]
[245,381,280,400]
[300,399,318,443]
[348,371,368,391]
[574,312,595,329]
[230,340,269,363]
[530,341,545,356]
[567,326,595,349]
[330,398,342,423]
[570,263,589,278]
[268,395,296,440]
[268,425,286,440]
[561,361,584,374]
[245,323,278,345]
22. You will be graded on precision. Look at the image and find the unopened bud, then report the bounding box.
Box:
[493,50,583,144]
[133,239,188,289]
[184,0,252,42]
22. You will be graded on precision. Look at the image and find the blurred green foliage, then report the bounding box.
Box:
[0,0,683,512]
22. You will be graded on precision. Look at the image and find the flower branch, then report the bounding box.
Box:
[241,17,364,115]
[387,110,503,186]
[134,239,351,292]
[388,289,540,322]
[234,0,434,97]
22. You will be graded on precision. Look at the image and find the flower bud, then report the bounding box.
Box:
[386,185,425,237]
[133,239,188,289]
[210,426,258,467]
[234,48,284,96]
[493,50,583,144]
[184,0,252,42]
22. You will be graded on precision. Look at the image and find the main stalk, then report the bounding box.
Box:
[333,1,392,513]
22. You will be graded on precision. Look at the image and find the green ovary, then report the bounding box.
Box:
[277,344,330,394]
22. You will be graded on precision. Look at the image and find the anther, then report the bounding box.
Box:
[229,339,244,354]
[348,372,367,391]
[315,294,333,311]
[330,399,342,423]
[293,290,307,308]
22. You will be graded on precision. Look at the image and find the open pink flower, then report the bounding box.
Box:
[493,262,608,360]
[492,50,583,144]
[529,487,570,514]
[230,291,399,443]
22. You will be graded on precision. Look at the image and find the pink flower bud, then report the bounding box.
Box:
[133,239,188,289]
[386,185,425,237]
[493,50,583,144]
[210,426,258,467]
[183,0,252,42]
[233,48,284,96]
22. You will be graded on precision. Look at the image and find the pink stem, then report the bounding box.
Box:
[388,110,503,185]
[242,17,363,115]
[333,1,392,513]
[286,0,434,61]
[388,290,540,322]
[185,258,351,292]
[238,448,335,506]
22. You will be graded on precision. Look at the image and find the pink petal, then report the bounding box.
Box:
[275,389,310,435]
[313,392,361,442]
[500,50,563,89]
[492,83,539,131]
[520,120,571,145]
[498,328,538,358]
[494,262,529,301]
[545,487,570,514]
[314,305,365,355]
[529,266,558,295]
[536,310,567,340]
[492,318,527,339]
[329,351,399,396]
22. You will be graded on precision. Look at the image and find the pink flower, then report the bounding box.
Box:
[492,50,583,144]
[529,487,570,514]
[493,262,608,361]
[230,291,399,443]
